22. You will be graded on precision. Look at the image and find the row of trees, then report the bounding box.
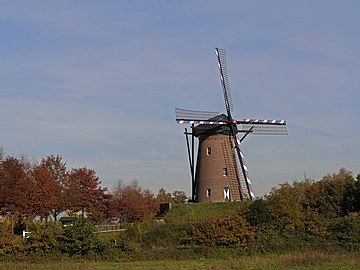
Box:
[0,148,187,230]
[0,153,109,223]
[255,168,360,234]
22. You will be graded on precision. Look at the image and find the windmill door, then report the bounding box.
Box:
[224,187,230,201]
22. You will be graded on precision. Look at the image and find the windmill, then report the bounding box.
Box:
[175,48,287,203]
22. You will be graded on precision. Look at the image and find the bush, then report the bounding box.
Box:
[186,212,254,248]
[0,222,24,257]
[251,225,284,253]
[24,221,62,254]
[245,198,273,226]
[142,224,188,248]
[117,226,142,253]
[58,219,109,257]
[330,216,360,251]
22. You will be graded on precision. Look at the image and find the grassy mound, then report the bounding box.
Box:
[164,201,251,224]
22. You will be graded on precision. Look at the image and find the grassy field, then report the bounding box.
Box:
[1,252,359,270]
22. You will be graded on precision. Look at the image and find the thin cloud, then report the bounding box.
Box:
[0,1,359,197]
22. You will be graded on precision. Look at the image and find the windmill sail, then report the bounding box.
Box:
[237,145,255,200]
[241,123,288,135]
[238,118,288,135]
[215,48,254,200]
[230,132,255,200]
[175,108,220,121]
[215,48,234,114]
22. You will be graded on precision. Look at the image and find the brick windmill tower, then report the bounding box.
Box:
[175,48,288,203]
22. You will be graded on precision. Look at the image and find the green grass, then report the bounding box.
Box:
[164,201,250,224]
[1,252,359,270]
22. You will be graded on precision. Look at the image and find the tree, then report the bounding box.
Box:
[0,156,35,232]
[266,182,307,231]
[303,168,357,218]
[28,163,58,220]
[65,167,108,219]
[156,188,174,204]
[41,155,68,221]
[110,180,159,222]
[156,188,188,204]
[0,157,30,215]
[172,190,188,204]
[355,174,360,212]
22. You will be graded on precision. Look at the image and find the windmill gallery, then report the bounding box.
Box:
[176,48,288,203]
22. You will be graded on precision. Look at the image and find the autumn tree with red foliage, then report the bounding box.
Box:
[0,150,164,226]
[0,157,30,217]
[41,155,68,221]
[28,163,58,220]
[66,167,108,219]
[0,152,111,225]
[110,180,159,222]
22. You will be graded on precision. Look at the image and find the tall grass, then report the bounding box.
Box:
[1,252,360,270]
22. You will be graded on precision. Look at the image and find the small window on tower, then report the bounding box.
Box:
[223,168,228,176]
[206,189,211,197]
[207,147,212,156]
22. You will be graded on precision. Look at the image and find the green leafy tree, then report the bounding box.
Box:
[303,168,356,218]
[172,190,188,204]
[302,208,329,236]
[156,188,174,204]
[266,182,308,231]
[156,188,187,204]
[355,174,360,212]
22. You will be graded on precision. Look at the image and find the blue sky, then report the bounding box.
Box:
[1,1,359,197]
